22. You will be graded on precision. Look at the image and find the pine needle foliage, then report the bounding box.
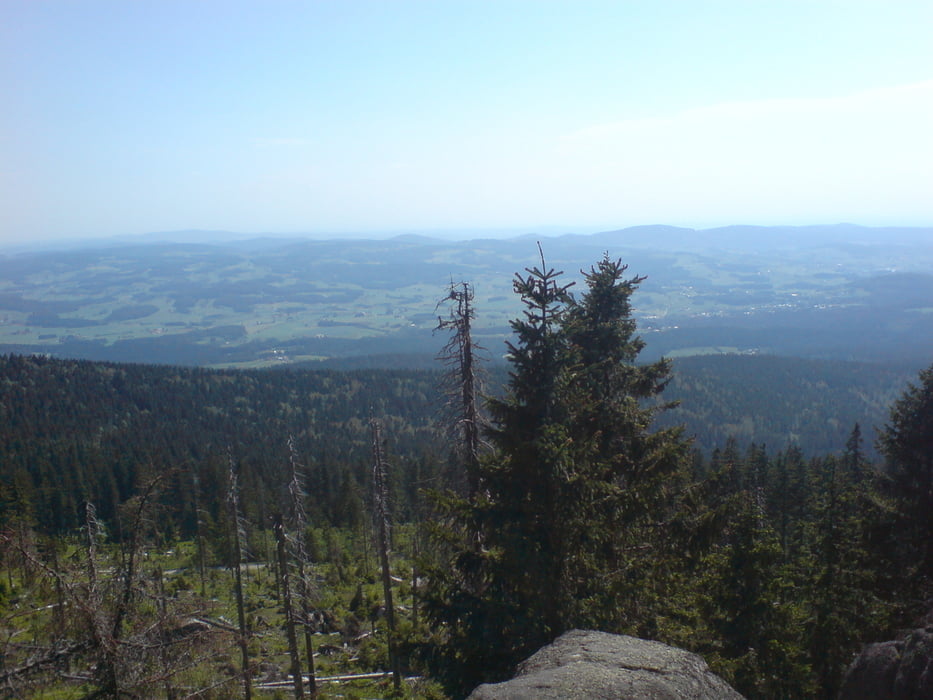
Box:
[877,362,933,608]
[423,251,690,696]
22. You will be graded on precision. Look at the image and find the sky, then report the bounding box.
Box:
[2,0,932,245]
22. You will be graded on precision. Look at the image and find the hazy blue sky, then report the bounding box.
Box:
[2,1,932,244]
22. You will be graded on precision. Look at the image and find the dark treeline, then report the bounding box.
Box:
[0,352,910,539]
[310,352,914,458]
[0,355,443,538]
[659,353,915,457]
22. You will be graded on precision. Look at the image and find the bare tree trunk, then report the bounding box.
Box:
[155,567,178,700]
[89,476,163,698]
[299,572,317,699]
[227,456,252,700]
[411,529,420,630]
[287,436,317,698]
[191,469,208,598]
[274,516,304,699]
[436,281,484,498]
[371,420,402,692]
[436,281,487,595]
[51,546,66,642]
[84,502,120,697]
[112,475,164,642]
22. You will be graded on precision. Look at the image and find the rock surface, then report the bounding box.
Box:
[838,627,933,700]
[466,629,745,700]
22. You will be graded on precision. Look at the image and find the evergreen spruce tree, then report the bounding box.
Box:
[877,362,933,604]
[558,255,688,632]
[704,487,813,698]
[803,453,884,699]
[843,423,866,486]
[423,251,688,696]
[481,246,576,650]
[421,248,576,692]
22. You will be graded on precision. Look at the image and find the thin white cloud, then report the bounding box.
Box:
[550,81,933,223]
[253,137,314,148]
[231,82,933,231]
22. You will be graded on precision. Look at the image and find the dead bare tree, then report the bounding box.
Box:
[226,454,252,700]
[370,419,402,692]
[154,566,178,700]
[82,501,120,698]
[112,473,167,641]
[87,473,166,699]
[274,514,305,699]
[436,280,486,498]
[286,436,318,698]
[190,467,208,598]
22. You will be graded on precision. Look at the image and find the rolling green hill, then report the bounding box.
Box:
[1,225,931,367]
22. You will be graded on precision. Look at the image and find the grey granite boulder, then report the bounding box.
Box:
[467,629,745,699]
[839,627,933,700]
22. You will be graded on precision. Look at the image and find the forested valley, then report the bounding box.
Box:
[1,255,931,699]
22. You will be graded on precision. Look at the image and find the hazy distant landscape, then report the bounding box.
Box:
[6,3,933,697]
[3,224,929,699]
[2,223,931,368]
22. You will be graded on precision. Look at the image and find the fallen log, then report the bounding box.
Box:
[256,672,422,689]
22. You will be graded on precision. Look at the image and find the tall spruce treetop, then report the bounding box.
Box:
[559,255,687,631]
[562,255,679,477]
[481,247,576,654]
[878,363,933,590]
[488,245,575,429]
[480,250,686,667]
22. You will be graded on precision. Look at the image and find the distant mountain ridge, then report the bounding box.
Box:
[4,222,931,254]
[583,223,932,251]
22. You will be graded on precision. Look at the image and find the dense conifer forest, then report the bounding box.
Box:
[0,256,930,699]
[0,352,911,538]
